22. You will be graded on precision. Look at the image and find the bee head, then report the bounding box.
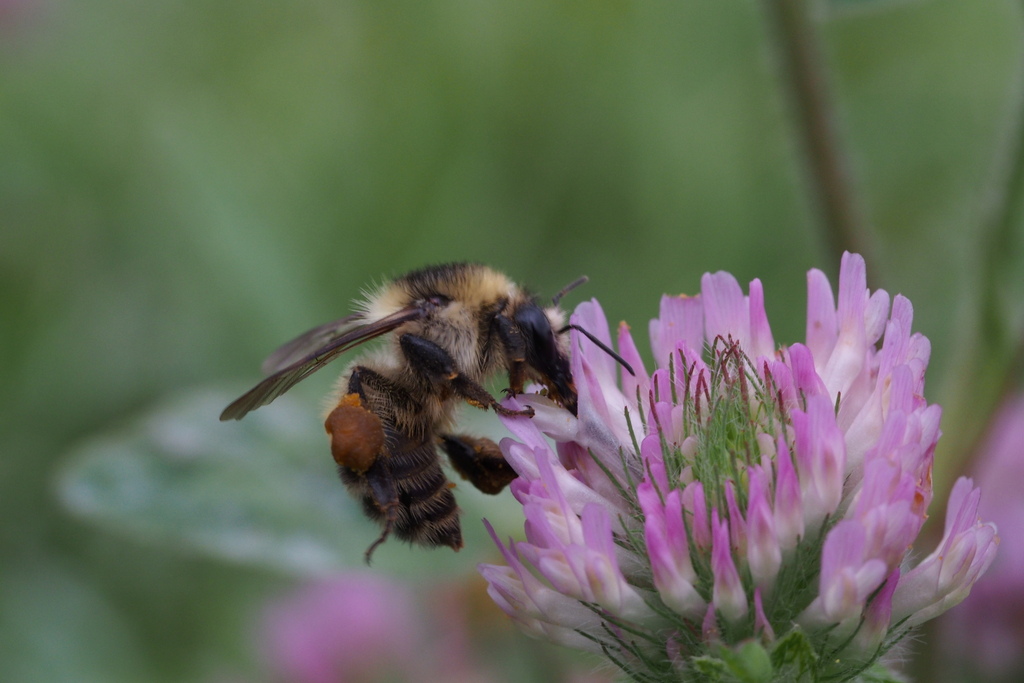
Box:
[513,301,578,415]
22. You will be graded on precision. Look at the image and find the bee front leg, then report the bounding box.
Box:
[398,333,534,418]
[494,313,527,396]
[440,434,517,494]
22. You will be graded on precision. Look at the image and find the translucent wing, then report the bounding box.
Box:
[220,306,426,421]
[260,314,363,375]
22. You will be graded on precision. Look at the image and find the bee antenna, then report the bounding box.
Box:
[551,275,588,306]
[559,324,635,377]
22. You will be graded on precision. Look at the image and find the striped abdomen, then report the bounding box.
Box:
[337,424,462,551]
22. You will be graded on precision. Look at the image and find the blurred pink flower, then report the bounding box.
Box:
[941,394,1023,678]
[260,574,420,683]
[258,572,615,683]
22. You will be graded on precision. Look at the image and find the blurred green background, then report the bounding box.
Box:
[3,0,1023,681]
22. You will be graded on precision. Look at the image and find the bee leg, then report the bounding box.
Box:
[329,368,404,563]
[399,333,534,418]
[362,467,401,564]
[345,366,420,418]
[440,434,517,494]
[494,313,527,395]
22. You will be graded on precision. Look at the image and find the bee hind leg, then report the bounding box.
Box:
[362,468,401,565]
[363,514,396,565]
[440,434,518,495]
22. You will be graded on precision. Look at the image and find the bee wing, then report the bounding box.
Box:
[220,306,426,421]
[260,314,363,375]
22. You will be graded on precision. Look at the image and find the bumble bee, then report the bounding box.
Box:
[220,263,630,562]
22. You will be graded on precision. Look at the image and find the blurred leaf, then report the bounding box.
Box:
[57,388,517,578]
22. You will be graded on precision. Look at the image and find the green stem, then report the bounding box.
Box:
[955,1,1024,474]
[916,6,1024,679]
[760,0,872,279]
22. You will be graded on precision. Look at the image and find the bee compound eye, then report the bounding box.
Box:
[514,303,557,362]
[324,394,385,473]
[426,295,450,309]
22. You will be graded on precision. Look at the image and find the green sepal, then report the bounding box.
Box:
[689,641,773,683]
